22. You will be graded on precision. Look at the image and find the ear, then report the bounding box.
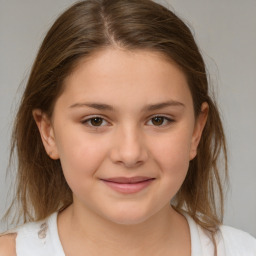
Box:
[189,102,209,160]
[32,109,59,160]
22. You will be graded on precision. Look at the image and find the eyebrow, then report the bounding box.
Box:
[69,100,185,111]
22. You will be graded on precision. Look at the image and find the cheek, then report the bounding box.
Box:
[149,132,192,199]
[54,130,109,190]
[149,127,193,176]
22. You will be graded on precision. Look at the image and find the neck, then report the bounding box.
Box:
[58,203,190,256]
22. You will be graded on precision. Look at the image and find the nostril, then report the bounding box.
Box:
[109,130,149,166]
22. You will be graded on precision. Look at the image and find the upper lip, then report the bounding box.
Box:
[101,176,155,184]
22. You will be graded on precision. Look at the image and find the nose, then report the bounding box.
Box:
[109,125,148,168]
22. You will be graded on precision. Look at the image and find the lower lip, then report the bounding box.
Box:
[102,179,154,194]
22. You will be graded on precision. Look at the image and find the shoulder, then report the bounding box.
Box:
[219,225,256,255]
[8,212,63,256]
[0,233,17,256]
[0,212,57,256]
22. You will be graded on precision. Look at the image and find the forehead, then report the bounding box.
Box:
[59,48,193,109]
[68,48,185,83]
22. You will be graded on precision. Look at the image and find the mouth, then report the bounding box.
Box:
[100,176,155,194]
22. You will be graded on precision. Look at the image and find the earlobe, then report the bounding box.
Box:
[189,102,209,160]
[32,109,59,160]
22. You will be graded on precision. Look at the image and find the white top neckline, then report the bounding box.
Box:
[48,212,65,255]
[14,211,256,255]
[47,211,204,256]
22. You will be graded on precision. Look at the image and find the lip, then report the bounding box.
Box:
[100,176,155,194]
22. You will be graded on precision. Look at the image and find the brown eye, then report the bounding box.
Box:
[90,117,103,126]
[152,116,165,126]
[82,116,109,128]
[147,116,174,126]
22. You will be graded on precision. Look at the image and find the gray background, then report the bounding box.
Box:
[0,0,255,236]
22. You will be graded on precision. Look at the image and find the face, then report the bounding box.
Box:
[34,48,208,225]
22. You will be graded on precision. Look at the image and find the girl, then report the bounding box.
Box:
[0,0,255,255]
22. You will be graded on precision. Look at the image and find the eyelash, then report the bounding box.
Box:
[81,115,174,128]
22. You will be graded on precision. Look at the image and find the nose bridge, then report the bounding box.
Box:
[110,122,148,167]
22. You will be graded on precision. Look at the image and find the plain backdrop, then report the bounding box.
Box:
[0,0,255,236]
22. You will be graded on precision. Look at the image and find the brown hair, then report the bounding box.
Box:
[5,0,227,241]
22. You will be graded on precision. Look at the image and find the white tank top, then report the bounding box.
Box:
[15,212,65,256]
[10,212,256,255]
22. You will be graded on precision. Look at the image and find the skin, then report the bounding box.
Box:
[29,48,208,256]
[0,234,16,256]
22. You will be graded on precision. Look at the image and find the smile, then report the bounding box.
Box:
[100,176,155,194]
